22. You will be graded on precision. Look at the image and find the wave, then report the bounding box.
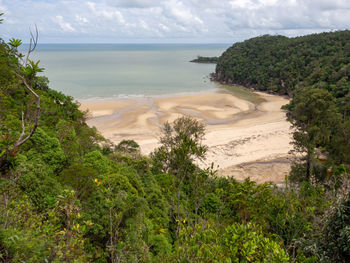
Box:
[77,88,221,103]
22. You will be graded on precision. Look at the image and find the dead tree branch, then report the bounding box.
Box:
[12,25,41,151]
[25,24,38,66]
[12,73,40,149]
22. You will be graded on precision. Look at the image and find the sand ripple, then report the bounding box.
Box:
[80,91,292,184]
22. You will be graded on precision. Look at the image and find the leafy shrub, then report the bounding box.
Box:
[173,220,289,262]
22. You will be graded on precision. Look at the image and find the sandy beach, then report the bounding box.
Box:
[80,89,293,184]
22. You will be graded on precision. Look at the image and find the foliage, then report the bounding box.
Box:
[173,220,289,262]
[285,88,340,182]
[60,163,98,201]
[216,31,350,96]
[190,56,219,63]
[321,190,350,262]
[0,183,91,262]
[1,21,349,262]
[216,31,350,188]
[151,115,207,178]
[115,139,140,154]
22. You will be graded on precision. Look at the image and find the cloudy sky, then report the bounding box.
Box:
[0,0,349,43]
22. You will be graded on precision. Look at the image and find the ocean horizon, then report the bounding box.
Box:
[24,43,230,101]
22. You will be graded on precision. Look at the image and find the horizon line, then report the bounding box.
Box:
[21,42,233,45]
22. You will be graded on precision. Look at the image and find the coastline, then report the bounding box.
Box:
[79,87,292,184]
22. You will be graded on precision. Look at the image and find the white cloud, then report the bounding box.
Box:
[159,23,170,32]
[139,20,149,30]
[0,0,7,12]
[164,0,203,26]
[87,2,125,24]
[107,0,166,8]
[315,0,350,10]
[1,0,350,43]
[75,15,88,24]
[230,0,258,9]
[55,15,75,32]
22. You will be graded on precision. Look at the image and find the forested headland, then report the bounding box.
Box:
[215,31,350,175]
[1,14,350,262]
[215,31,350,96]
[190,56,219,64]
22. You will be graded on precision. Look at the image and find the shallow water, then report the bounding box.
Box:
[25,44,230,100]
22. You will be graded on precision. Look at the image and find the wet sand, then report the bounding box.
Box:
[80,89,293,184]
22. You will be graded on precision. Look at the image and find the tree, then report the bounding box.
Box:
[114,139,140,155]
[285,88,340,182]
[172,220,289,262]
[151,116,207,179]
[0,23,43,174]
[151,116,208,236]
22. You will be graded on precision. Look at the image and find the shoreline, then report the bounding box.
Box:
[77,88,222,103]
[210,73,292,98]
[79,87,292,184]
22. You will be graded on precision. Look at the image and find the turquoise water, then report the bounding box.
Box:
[27,44,230,100]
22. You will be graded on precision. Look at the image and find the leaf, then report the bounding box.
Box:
[8,38,22,48]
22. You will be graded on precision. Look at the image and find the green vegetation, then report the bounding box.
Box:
[190,56,219,64]
[215,31,350,96]
[1,17,350,262]
[218,84,264,104]
[213,31,350,261]
[216,31,350,183]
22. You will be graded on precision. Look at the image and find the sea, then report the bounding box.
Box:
[25,44,230,101]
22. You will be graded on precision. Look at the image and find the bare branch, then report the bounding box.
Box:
[16,111,26,145]
[31,25,38,52]
[13,73,40,149]
[25,38,32,67]
[0,24,42,173]
[25,24,38,66]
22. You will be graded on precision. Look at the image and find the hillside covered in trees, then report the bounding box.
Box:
[1,18,350,262]
[216,31,350,177]
[215,31,350,97]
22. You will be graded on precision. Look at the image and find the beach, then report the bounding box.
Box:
[80,88,293,184]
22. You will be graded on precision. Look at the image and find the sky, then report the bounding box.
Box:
[0,0,349,43]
